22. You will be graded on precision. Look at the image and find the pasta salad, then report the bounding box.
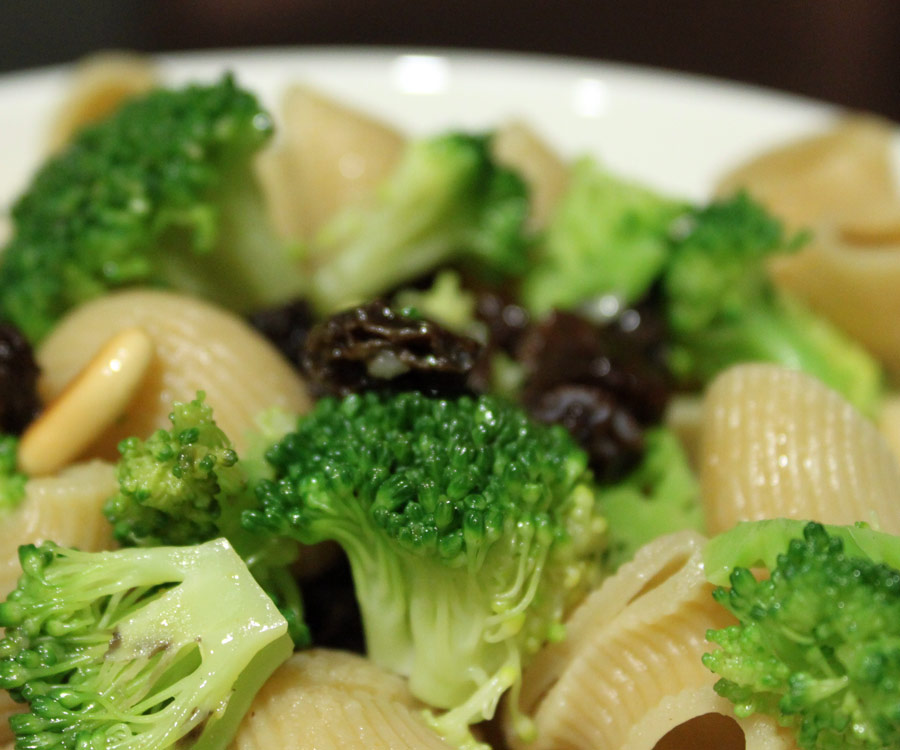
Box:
[0,51,898,750]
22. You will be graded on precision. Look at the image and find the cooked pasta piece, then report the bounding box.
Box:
[700,364,900,534]
[507,531,740,750]
[256,84,406,241]
[37,289,311,461]
[0,460,117,599]
[46,51,158,153]
[664,393,704,468]
[492,121,569,230]
[231,649,453,750]
[768,231,900,378]
[716,116,900,242]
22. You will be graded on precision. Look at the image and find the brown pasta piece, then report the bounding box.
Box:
[37,289,312,461]
[230,649,453,750]
[492,121,569,230]
[46,51,158,153]
[700,364,900,534]
[0,460,117,599]
[716,116,900,242]
[256,84,406,241]
[507,531,739,750]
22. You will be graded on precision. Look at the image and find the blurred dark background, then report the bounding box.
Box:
[2,0,899,120]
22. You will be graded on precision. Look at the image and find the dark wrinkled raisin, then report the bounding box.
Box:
[475,289,530,356]
[517,307,672,481]
[0,323,41,434]
[303,301,482,398]
[248,298,317,370]
[530,385,645,483]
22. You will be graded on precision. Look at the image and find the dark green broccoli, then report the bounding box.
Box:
[0,539,292,750]
[0,434,26,511]
[664,193,882,414]
[597,427,703,569]
[103,393,308,646]
[0,75,305,342]
[703,520,900,749]
[521,157,687,316]
[245,390,606,743]
[309,132,531,313]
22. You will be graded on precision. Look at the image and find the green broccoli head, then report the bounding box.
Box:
[309,132,531,313]
[703,521,900,749]
[0,539,292,750]
[664,192,883,414]
[597,426,703,569]
[246,391,606,742]
[521,157,687,316]
[0,434,26,512]
[0,75,305,342]
[103,393,308,646]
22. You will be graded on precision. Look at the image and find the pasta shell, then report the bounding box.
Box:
[230,649,453,750]
[700,364,900,534]
[508,531,735,750]
[0,460,117,600]
[256,84,406,241]
[492,121,569,231]
[715,116,900,242]
[768,232,900,378]
[37,289,311,460]
[46,51,158,153]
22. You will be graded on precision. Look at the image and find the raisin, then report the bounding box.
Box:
[248,298,317,371]
[530,384,645,483]
[517,307,672,481]
[302,301,482,398]
[0,322,41,434]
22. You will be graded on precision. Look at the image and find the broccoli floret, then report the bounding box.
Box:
[103,393,308,646]
[0,435,26,511]
[520,158,687,316]
[0,75,305,342]
[597,427,703,569]
[246,391,606,743]
[703,520,900,749]
[664,193,882,414]
[309,132,530,313]
[0,539,292,750]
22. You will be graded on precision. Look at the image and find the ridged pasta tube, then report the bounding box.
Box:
[37,289,311,461]
[231,649,453,750]
[0,460,117,598]
[507,531,735,750]
[700,364,900,534]
[256,84,406,241]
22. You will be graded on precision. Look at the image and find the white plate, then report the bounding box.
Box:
[0,47,848,217]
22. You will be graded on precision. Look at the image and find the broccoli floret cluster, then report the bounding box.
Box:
[104,394,308,646]
[704,521,900,749]
[246,390,606,742]
[309,132,531,313]
[518,159,883,414]
[0,434,26,512]
[0,539,292,750]
[664,193,882,414]
[0,75,304,342]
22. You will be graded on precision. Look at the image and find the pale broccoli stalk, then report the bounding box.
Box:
[703,520,900,749]
[245,391,607,745]
[0,75,305,342]
[0,434,26,511]
[103,393,308,645]
[597,427,703,569]
[309,133,531,313]
[0,539,292,750]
